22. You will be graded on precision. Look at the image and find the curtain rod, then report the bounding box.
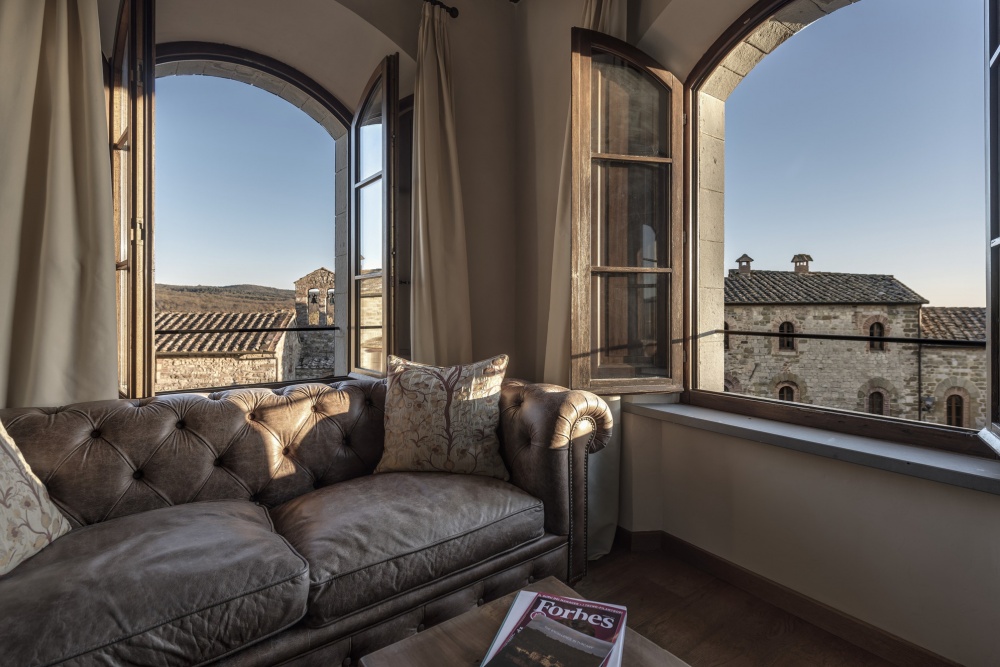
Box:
[424,0,459,18]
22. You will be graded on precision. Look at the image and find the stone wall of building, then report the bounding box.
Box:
[725,303,922,420]
[920,345,987,429]
[156,354,281,392]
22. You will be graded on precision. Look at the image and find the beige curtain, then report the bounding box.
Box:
[410,3,473,366]
[542,0,626,385]
[0,0,116,408]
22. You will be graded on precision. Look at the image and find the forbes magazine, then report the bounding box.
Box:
[484,593,626,667]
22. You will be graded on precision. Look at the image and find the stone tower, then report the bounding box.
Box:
[293,268,336,379]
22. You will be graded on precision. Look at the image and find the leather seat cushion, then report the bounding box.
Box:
[0,500,309,667]
[270,472,545,627]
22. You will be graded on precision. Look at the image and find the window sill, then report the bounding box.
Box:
[622,402,1000,496]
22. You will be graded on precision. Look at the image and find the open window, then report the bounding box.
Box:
[110,0,155,398]
[111,0,404,394]
[350,55,399,377]
[570,29,684,394]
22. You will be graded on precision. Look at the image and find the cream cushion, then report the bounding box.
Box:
[376,355,510,480]
[0,420,71,575]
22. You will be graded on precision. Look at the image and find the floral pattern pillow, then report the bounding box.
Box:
[0,420,71,575]
[376,354,510,480]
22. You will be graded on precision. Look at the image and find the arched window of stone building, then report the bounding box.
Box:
[777,383,796,401]
[869,322,885,351]
[947,394,965,428]
[868,391,885,415]
[778,322,795,350]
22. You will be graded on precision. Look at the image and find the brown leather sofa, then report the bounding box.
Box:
[0,376,612,666]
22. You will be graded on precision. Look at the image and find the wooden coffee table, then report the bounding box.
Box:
[359,576,690,666]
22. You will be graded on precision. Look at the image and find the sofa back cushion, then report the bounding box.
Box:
[0,379,385,527]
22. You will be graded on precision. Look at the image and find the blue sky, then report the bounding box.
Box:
[725,0,986,306]
[154,76,335,289]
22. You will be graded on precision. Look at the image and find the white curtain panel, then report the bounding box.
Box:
[410,3,474,366]
[0,0,116,408]
[542,0,625,386]
[542,0,626,560]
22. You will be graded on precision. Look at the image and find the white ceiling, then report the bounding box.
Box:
[95,0,418,114]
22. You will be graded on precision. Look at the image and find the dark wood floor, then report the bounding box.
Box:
[575,546,896,667]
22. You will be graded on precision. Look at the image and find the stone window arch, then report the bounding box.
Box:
[861,314,890,353]
[777,383,796,402]
[772,372,808,404]
[856,378,897,417]
[724,374,743,394]
[929,379,979,429]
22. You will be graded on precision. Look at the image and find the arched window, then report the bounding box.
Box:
[778,321,795,350]
[946,394,964,428]
[724,379,733,392]
[868,391,885,415]
[869,322,885,351]
[778,384,795,402]
[724,322,730,350]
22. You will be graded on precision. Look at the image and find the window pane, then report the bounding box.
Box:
[358,179,383,274]
[358,277,383,327]
[591,273,670,379]
[357,277,384,373]
[591,52,669,158]
[358,80,383,182]
[592,161,670,268]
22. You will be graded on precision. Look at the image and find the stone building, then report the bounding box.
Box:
[155,311,298,392]
[724,256,987,429]
[294,268,337,379]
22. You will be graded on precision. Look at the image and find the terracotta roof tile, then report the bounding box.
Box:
[155,311,295,355]
[725,271,927,305]
[920,307,985,341]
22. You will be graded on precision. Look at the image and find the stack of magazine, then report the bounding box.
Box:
[482,591,627,667]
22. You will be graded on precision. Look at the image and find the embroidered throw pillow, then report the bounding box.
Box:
[376,354,510,480]
[0,420,71,576]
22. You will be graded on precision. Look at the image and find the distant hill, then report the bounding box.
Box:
[156,284,295,313]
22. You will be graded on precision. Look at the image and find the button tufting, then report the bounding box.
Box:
[248,413,256,421]
[213,458,223,467]
[527,575,535,584]
[313,480,321,489]
[311,405,318,413]
[90,430,101,439]
[176,420,185,430]
[132,470,144,480]
[282,447,290,456]
[342,658,351,667]
[365,399,373,406]
[477,598,484,606]
[417,623,425,632]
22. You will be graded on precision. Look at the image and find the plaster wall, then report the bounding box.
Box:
[620,411,1000,667]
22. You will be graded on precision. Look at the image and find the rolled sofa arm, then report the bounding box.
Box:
[497,379,614,583]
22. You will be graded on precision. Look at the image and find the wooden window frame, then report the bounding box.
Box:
[683,0,998,460]
[349,55,399,378]
[777,321,796,351]
[869,322,886,351]
[946,393,965,428]
[111,0,155,398]
[570,28,684,395]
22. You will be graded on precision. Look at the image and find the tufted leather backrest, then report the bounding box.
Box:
[0,378,386,527]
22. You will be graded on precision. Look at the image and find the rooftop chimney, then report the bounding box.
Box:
[736,254,754,275]
[792,254,813,274]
